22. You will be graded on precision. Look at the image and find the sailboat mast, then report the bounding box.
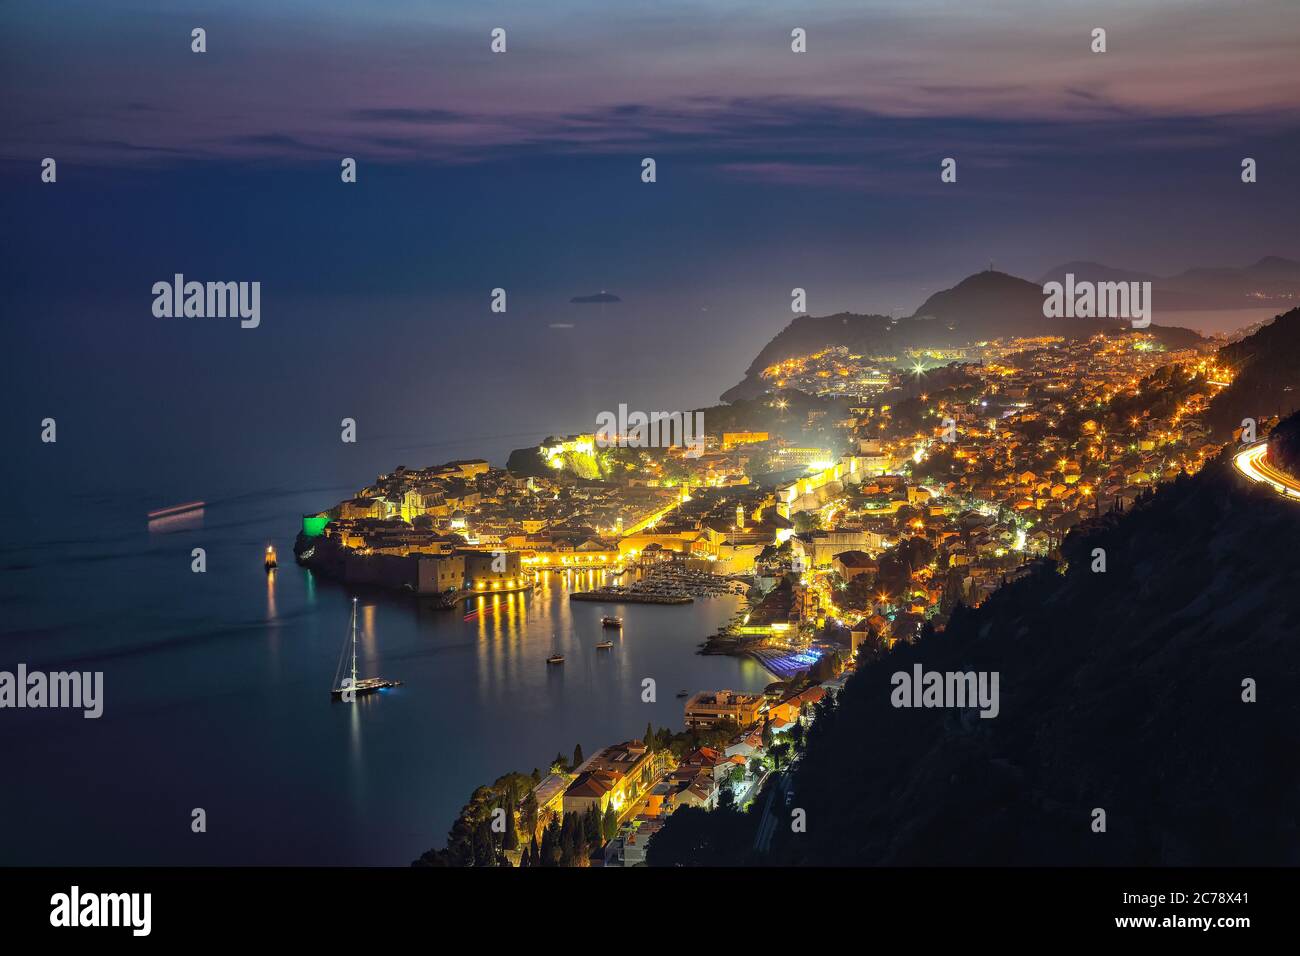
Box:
[351,597,358,689]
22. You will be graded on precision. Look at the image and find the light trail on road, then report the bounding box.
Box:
[1233,442,1300,500]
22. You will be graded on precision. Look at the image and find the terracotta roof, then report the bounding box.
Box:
[564,770,619,798]
[791,686,826,706]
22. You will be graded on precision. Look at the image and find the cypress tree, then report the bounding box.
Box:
[521,791,539,842]
[540,821,559,867]
[504,803,520,851]
[574,823,590,867]
[573,743,584,768]
[472,819,495,867]
[559,817,575,866]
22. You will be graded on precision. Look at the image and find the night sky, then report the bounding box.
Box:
[2,0,1298,517]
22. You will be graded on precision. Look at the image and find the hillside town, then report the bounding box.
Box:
[285,326,1250,865]
[297,327,1230,657]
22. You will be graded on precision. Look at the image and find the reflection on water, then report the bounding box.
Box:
[1160,306,1283,337]
[361,603,377,662]
[2,490,769,866]
[348,689,364,763]
[266,568,278,621]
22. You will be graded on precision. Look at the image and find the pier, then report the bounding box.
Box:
[570,590,693,605]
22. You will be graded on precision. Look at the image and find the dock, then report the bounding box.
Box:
[569,591,693,605]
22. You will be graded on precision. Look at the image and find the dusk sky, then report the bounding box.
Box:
[5,0,1297,290]
[3,0,1298,511]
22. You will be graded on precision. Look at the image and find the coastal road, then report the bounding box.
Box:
[1233,442,1300,501]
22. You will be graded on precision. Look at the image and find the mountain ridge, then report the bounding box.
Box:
[1038,257,1300,312]
[722,268,1205,402]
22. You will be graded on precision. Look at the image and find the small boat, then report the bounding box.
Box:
[601,616,623,628]
[676,689,689,698]
[547,654,565,665]
[147,500,205,520]
[264,545,278,571]
[595,640,614,650]
[331,599,401,698]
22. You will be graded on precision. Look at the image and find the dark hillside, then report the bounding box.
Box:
[1207,307,1300,437]
[651,435,1300,865]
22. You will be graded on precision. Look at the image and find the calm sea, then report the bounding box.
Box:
[0,486,767,865]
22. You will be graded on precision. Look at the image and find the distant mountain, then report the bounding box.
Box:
[1035,260,1159,285]
[721,270,1203,402]
[1206,305,1300,437]
[1253,255,1300,276]
[649,439,1300,866]
[1039,257,1300,312]
[570,291,621,304]
[722,312,895,402]
[909,270,1059,335]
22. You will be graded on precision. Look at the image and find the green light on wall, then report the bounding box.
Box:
[302,514,330,537]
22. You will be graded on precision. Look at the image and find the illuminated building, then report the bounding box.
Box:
[832,550,877,582]
[721,431,770,450]
[683,690,764,729]
[773,446,832,468]
[540,434,595,468]
[416,554,465,594]
[561,740,662,817]
[463,549,525,591]
[300,513,330,537]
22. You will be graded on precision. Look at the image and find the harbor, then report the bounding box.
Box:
[570,565,749,605]
[1,486,770,866]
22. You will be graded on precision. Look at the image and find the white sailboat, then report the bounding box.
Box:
[330,598,401,698]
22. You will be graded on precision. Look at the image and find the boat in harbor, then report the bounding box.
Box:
[595,640,614,650]
[331,598,401,698]
[676,689,689,698]
[264,544,278,571]
[547,634,565,665]
[601,616,623,628]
